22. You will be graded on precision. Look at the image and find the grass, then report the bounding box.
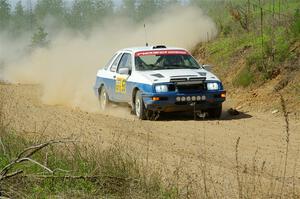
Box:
[0,90,300,198]
[195,0,300,88]
[233,66,255,87]
[0,128,177,198]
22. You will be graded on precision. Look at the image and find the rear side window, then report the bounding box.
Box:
[110,53,122,72]
[104,54,117,70]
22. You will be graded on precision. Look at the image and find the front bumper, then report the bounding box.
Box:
[142,91,226,112]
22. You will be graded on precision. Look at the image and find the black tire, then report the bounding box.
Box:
[135,90,146,120]
[99,87,109,110]
[207,105,222,119]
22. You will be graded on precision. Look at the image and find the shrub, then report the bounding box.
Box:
[0,129,175,198]
[233,66,254,87]
[31,26,49,48]
[291,8,300,38]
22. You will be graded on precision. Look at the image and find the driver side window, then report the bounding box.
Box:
[117,53,132,73]
[110,53,123,72]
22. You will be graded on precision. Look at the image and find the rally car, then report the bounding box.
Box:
[94,45,226,120]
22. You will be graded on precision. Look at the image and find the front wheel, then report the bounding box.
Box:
[207,105,222,119]
[135,91,146,120]
[99,87,109,110]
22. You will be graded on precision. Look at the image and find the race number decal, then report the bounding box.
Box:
[115,77,126,93]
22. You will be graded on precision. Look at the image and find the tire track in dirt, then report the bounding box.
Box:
[1,83,299,195]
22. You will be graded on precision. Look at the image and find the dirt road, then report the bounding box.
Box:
[1,83,299,196]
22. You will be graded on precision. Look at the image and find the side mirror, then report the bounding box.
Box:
[119,68,130,75]
[203,64,212,72]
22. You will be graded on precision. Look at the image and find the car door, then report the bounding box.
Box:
[115,53,132,102]
[106,53,123,101]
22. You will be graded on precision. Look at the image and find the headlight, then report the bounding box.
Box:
[155,85,168,92]
[207,82,219,90]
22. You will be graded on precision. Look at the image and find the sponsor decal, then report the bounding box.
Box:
[115,77,126,93]
[135,50,189,57]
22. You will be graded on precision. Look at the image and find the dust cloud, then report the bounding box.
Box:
[1,6,217,112]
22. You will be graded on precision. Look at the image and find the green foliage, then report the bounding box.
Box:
[120,0,137,20]
[31,26,49,48]
[34,0,64,21]
[246,49,263,68]
[0,0,10,28]
[0,128,177,198]
[291,8,300,38]
[136,0,156,21]
[0,0,187,36]
[273,33,291,63]
[233,66,254,87]
[222,25,232,36]
[11,1,28,36]
[201,0,300,87]
[68,0,113,30]
[206,37,234,64]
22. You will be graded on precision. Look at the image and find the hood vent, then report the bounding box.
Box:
[189,77,206,81]
[171,75,197,78]
[170,76,206,85]
[170,78,188,82]
[151,73,165,78]
[198,72,207,76]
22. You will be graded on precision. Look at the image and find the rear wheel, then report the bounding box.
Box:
[99,87,109,110]
[207,105,222,119]
[135,91,146,120]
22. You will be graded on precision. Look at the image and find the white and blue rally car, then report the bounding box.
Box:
[94,45,226,120]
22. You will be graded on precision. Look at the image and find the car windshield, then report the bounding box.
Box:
[135,52,200,71]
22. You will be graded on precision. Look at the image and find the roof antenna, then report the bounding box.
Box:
[144,24,149,47]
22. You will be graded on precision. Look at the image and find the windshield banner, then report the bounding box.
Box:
[135,50,189,57]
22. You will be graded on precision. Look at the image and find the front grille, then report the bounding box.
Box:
[176,84,206,93]
[167,83,206,92]
[168,84,176,91]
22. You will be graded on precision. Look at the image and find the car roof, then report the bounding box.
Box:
[121,46,187,54]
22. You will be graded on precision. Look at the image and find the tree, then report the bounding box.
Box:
[156,0,180,10]
[69,0,94,30]
[68,0,113,30]
[136,0,157,21]
[0,0,10,30]
[12,1,27,35]
[121,0,137,20]
[31,26,49,48]
[15,1,24,17]
[34,0,65,22]
[228,4,250,32]
[93,0,113,23]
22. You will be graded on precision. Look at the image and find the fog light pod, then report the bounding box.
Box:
[187,96,191,101]
[176,97,181,102]
[202,96,206,101]
[181,97,186,102]
[196,96,201,101]
[191,96,196,101]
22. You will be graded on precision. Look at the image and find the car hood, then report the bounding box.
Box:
[134,69,220,84]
